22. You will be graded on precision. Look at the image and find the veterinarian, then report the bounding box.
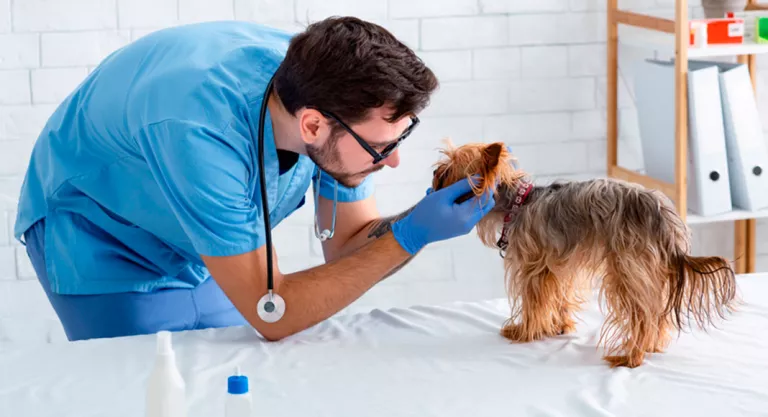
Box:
[13,17,497,342]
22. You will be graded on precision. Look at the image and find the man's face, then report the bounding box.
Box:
[300,106,413,188]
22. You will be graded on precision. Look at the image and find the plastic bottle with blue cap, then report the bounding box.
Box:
[226,366,253,417]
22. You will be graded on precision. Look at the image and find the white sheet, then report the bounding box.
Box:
[1,274,767,417]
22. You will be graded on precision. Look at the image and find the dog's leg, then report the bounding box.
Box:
[558,292,580,336]
[599,255,666,368]
[648,316,672,353]
[555,266,589,336]
[501,267,576,342]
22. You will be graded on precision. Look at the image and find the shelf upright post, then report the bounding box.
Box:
[735,0,759,274]
[674,0,689,222]
[607,0,619,174]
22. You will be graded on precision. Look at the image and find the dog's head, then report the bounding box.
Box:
[431,140,526,199]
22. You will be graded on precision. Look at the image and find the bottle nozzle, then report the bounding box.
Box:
[156,330,173,354]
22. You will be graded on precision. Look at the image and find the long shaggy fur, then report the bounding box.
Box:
[432,140,739,368]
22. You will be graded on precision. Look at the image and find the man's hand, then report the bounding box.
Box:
[391,176,496,254]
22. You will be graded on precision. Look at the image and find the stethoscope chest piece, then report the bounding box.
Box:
[257,291,285,323]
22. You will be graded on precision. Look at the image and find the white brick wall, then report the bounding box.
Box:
[0,104,56,140]
[234,0,293,23]
[419,50,473,81]
[389,0,478,18]
[521,46,569,78]
[41,31,131,67]
[1,0,766,346]
[31,68,89,104]
[473,47,521,79]
[481,0,569,13]
[421,16,508,50]
[181,0,235,24]
[13,0,117,32]
[0,0,10,33]
[0,34,40,68]
[296,0,388,22]
[0,70,31,104]
[508,13,605,45]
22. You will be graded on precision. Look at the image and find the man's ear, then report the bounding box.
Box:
[482,142,504,172]
[299,108,326,145]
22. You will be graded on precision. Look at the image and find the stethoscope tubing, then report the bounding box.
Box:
[256,74,338,324]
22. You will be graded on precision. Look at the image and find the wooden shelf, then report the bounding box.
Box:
[687,207,768,224]
[608,165,677,201]
[607,0,764,274]
[611,167,768,224]
[619,25,768,57]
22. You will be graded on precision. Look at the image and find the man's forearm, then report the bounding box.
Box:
[327,207,419,282]
[332,206,416,260]
[258,231,412,340]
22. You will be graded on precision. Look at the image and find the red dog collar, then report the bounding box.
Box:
[496,181,534,256]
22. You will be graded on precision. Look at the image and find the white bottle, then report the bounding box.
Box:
[145,331,187,417]
[696,22,708,48]
[225,367,253,417]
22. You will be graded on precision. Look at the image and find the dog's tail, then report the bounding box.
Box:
[666,251,738,331]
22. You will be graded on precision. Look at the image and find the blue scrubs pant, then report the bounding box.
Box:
[24,219,248,341]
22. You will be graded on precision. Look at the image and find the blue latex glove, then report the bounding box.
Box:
[392,176,496,255]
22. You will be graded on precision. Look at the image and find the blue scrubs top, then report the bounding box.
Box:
[13,21,374,295]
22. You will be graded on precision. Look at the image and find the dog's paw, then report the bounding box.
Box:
[500,324,545,343]
[558,319,577,335]
[603,354,644,368]
[501,324,529,342]
[647,331,671,353]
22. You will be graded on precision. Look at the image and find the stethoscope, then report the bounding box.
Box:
[256,74,338,324]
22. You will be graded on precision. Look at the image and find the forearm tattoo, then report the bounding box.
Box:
[363,206,419,280]
[367,207,415,239]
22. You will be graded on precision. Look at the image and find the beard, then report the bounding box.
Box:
[306,135,384,188]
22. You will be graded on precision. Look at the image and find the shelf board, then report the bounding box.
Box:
[618,25,768,58]
[606,168,768,225]
[686,207,768,224]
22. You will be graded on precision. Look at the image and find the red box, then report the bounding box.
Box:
[689,17,744,45]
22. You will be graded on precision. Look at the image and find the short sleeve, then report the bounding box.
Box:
[312,166,375,203]
[135,119,265,257]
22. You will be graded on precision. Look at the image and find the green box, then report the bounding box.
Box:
[756,16,768,44]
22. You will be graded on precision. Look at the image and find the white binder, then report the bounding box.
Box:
[633,59,676,185]
[686,60,733,216]
[713,60,768,211]
[632,58,733,216]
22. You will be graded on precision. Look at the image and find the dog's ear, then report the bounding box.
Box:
[482,142,504,172]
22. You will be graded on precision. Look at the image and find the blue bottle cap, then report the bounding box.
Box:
[228,375,249,394]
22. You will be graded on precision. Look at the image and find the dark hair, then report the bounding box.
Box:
[273,16,439,127]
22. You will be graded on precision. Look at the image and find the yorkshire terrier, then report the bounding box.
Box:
[432,141,738,368]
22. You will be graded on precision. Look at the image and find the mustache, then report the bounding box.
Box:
[365,164,385,175]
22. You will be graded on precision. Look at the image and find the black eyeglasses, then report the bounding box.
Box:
[312,108,420,164]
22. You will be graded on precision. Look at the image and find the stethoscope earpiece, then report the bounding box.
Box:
[313,171,338,242]
[318,229,332,241]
